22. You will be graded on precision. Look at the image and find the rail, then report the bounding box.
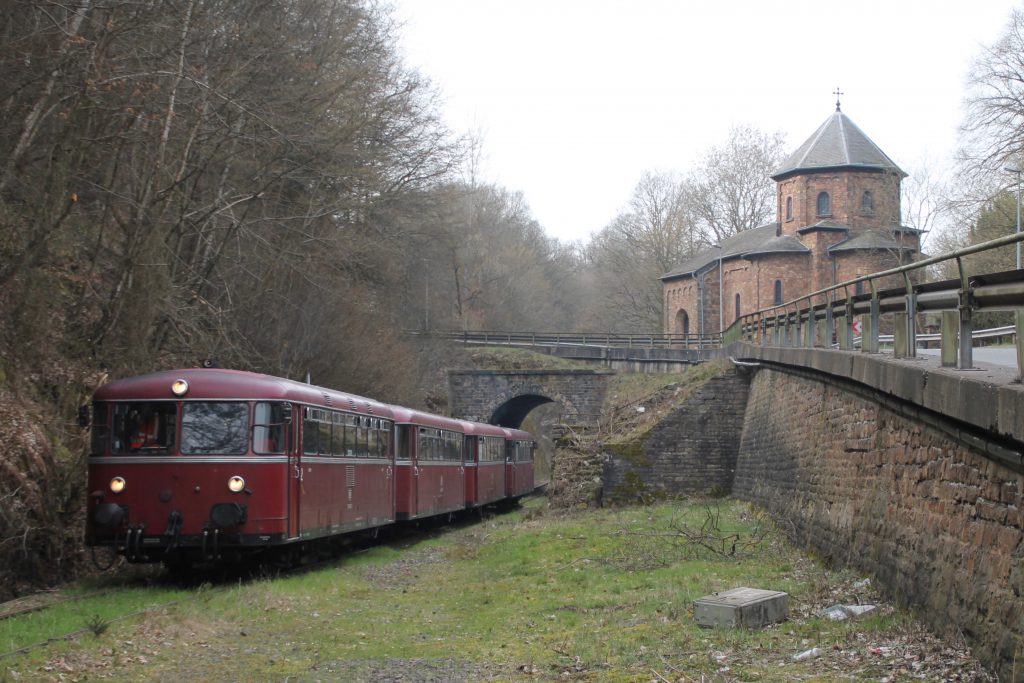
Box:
[724,231,1024,380]
[416,330,723,350]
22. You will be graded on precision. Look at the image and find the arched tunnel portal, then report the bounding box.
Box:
[446,369,611,428]
[488,393,555,428]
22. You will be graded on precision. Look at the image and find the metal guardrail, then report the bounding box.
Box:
[724,231,1024,380]
[419,330,723,350]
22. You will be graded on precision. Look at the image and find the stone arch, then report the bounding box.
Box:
[483,382,575,428]
[675,308,690,336]
[447,369,610,429]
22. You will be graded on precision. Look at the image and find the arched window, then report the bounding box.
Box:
[734,293,741,320]
[675,309,690,336]
[774,279,783,305]
[816,191,831,217]
[860,190,874,215]
[785,196,793,221]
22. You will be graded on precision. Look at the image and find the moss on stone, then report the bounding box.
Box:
[605,439,651,467]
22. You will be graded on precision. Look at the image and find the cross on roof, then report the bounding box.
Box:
[834,87,844,111]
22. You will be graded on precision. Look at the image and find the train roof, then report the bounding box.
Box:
[457,420,508,438]
[92,368,394,418]
[390,406,466,431]
[503,427,536,442]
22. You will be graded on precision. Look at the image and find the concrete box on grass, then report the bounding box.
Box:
[694,587,789,629]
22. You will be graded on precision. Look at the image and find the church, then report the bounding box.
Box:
[660,103,922,337]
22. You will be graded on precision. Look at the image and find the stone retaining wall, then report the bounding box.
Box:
[603,370,750,502]
[734,367,1023,680]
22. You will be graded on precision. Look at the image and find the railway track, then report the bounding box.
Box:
[0,589,112,622]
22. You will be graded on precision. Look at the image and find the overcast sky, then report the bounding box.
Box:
[393,0,1021,243]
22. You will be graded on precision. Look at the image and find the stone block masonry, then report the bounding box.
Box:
[603,370,750,502]
[447,369,612,427]
[734,368,1023,681]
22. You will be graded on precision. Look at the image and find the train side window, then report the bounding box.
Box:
[397,425,411,460]
[303,410,318,455]
[318,420,331,456]
[329,412,343,456]
[380,421,391,456]
[357,420,369,456]
[253,402,287,454]
[370,421,382,458]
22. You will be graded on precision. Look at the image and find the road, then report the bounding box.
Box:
[917,346,1018,370]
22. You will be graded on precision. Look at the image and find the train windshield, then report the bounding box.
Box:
[110,402,177,454]
[181,402,249,455]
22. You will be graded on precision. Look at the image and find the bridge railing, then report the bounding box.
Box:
[725,231,1024,380]
[416,330,723,350]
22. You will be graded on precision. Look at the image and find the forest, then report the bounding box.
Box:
[2,0,1023,594]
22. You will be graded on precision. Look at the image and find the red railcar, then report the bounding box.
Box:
[84,367,537,566]
[504,428,536,500]
[392,408,466,521]
[459,421,509,509]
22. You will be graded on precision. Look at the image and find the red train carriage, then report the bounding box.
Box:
[85,368,393,564]
[503,428,536,500]
[459,421,509,509]
[392,408,466,521]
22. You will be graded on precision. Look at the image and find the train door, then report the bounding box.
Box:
[394,423,417,520]
[463,434,477,507]
[382,419,396,523]
[505,442,516,499]
[288,406,303,539]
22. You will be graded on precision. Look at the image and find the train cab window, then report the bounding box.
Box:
[181,402,248,455]
[111,402,177,454]
[253,402,287,454]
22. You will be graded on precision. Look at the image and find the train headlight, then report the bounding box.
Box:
[171,379,189,396]
[227,475,246,493]
[109,476,126,494]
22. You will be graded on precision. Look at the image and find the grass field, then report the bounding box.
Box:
[1,498,994,682]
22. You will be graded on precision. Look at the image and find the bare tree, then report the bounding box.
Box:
[961,7,1024,179]
[586,172,698,331]
[681,125,787,244]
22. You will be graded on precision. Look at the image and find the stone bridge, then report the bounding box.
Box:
[446,368,613,428]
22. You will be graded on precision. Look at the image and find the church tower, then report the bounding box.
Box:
[770,101,919,293]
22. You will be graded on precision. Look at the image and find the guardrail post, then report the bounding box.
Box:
[825,303,835,348]
[941,311,959,368]
[956,257,974,369]
[864,288,880,354]
[803,303,814,348]
[904,272,917,359]
[838,292,853,350]
[893,312,909,358]
[1017,310,1024,382]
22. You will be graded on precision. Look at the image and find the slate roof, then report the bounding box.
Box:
[660,223,809,281]
[798,219,850,234]
[772,110,907,180]
[827,230,917,253]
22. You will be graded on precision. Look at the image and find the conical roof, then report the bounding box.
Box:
[771,109,906,180]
